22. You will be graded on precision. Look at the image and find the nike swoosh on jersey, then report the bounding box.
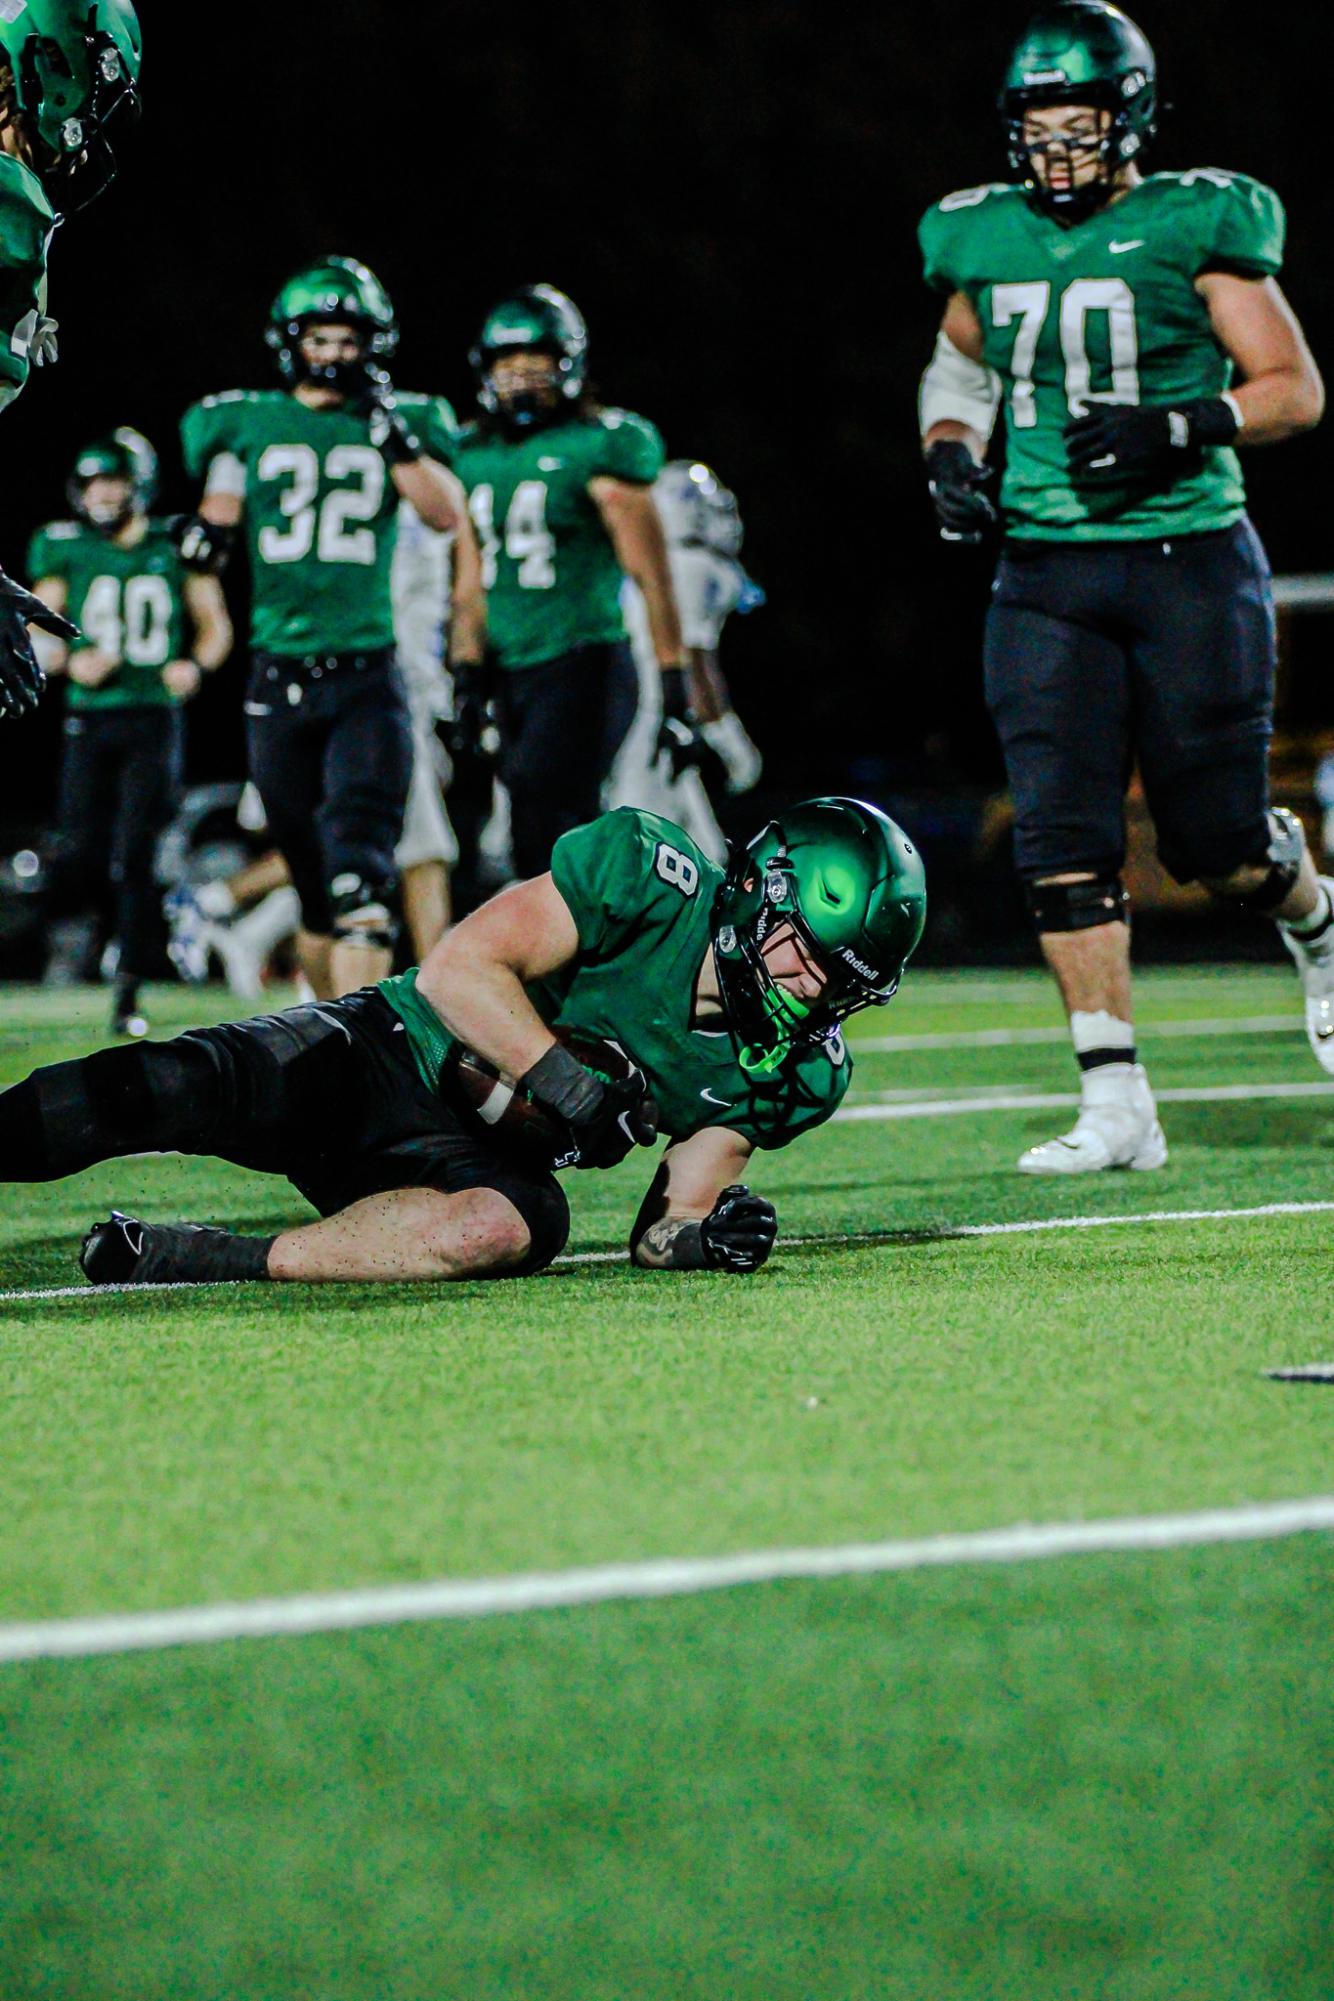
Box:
[1108,239,1144,253]
[699,1088,733,1107]
[537,456,565,470]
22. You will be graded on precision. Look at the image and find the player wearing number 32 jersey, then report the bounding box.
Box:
[180,257,478,1005]
[918,0,1327,1179]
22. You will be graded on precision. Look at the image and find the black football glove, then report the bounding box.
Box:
[699,1184,778,1273]
[172,514,237,576]
[924,440,998,545]
[656,665,706,780]
[1064,396,1240,481]
[359,371,424,466]
[0,571,77,722]
[521,1043,659,1171]
[442,657,498,765]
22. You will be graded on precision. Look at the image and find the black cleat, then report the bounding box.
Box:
[80,1212,272,1285]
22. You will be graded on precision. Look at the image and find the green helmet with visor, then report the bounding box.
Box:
[710,797,927,1076]
[0,0,142,213]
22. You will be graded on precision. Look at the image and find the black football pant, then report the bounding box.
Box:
[245,650,413,934]
[984,519,1276,883]
[496,641,638,879]
[0,989,569,1274]
[49,706,183,982]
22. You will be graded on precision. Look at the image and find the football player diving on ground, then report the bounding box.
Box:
[918,0,1327,1176]
[178,258,484,1003]
[0,800,927,1288]
[0,0,143,724]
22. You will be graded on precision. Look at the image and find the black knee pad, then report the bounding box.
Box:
[1202,807,1306,913]
[329,872,399,951]
[487,1171,571,1276]
[1025,873,1129,933]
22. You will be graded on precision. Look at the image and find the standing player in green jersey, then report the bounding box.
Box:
[0,799,928,1288]
[28,429,232,1036]
[0,0,142,722]
[450,284,701,880]
[180,257,483,1003]
[918,0,1330,1175]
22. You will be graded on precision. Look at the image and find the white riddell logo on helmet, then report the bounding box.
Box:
[839,948,879,981]
[1022,68,1068,84]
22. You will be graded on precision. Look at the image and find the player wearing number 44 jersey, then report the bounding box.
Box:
[919,0,1329,1175]
[0,801,927,1288]
[449,284,699,880]
[28,430,231,1037]
[180,257,483,1002]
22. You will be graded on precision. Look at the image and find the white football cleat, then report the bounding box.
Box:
[1018,1064,1168,1175]
[1279,879,1334,1077]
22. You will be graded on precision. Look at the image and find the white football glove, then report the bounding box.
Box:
[10,310,59,368]
[700,710,763,794]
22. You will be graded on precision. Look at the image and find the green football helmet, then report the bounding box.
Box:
[265,256,399,392]
[711,798,927,1075]
[0,0,142,213]
[470,284,589,429]
[1000,1,1156,220]
[67,425,156,530]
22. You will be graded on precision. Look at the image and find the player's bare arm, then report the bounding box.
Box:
[416,873,580,1082]
[447,504,487,666]
[590,477,686,668]
[391,456,465,536]
[1195,272,1324,442]
[162,573,232,698]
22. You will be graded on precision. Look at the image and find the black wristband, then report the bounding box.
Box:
[1182,396,1241,448]
[660,665,691,722]
[520,1043,605,1125]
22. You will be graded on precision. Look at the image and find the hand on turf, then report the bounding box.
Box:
[0,571,77,721]
[924,440,997,545]
[699,1184,778,1273]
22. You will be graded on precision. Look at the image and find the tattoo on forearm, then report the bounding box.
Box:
[636,1218,706,1270]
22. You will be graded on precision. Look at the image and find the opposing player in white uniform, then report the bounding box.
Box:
[391,501,459,956]
[610,460,764,861]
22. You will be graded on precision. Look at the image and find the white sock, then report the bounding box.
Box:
[1070,1009,1136,1088]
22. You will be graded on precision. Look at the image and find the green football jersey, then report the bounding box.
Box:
[180,388,458,655]
[0,156,56,414]
[26,518,188,711]
[919,170,1285,539]
[380,807,851,1150]
[452,408,665,669]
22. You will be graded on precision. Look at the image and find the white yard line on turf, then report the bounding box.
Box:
[4,1200,1334,1302]
[839,1080,1334,1120]
[2,1495,1331,1665]
[853,1013,1295,1054]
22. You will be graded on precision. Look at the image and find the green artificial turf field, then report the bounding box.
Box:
[2,967,1331,1998]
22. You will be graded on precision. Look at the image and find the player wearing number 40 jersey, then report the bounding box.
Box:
[180,257,483,1002]
[28,430,231,1037]
[449,284,699,880]
[918,0,1329,1177]
[0,800,927,1289]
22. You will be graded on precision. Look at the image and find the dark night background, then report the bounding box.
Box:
[2,0,1332,849]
